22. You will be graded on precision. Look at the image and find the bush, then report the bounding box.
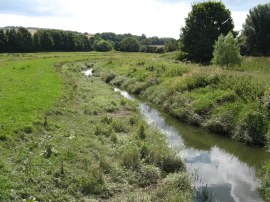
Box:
[234,111,268,145]
[95,124,113,137]
[139,165,161,187]
[80,167,106,195]
[137,123,146,139]
[153,173,192,201]
[121,143,140,169]
[212,32,242,68]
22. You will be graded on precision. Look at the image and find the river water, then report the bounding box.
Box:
[114,88,270,202]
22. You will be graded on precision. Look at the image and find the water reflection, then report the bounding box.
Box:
[114,88,267,202]
[82,69,93,77]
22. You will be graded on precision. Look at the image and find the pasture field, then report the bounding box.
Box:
[0,52,191,201]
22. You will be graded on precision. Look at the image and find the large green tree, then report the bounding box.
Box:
[180,1,234,62]
[243,3,270,56]
[119,37,140,52]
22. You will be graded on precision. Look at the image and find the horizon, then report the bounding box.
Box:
[0,0,269,39]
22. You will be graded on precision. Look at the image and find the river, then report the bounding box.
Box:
[114,87,270,202]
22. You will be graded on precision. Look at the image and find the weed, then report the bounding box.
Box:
[121,143,141,170]
[137,123,146,139]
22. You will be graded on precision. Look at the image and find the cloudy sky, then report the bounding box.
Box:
[0,0,268,38]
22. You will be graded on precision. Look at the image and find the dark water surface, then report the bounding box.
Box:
[114,88,270,202]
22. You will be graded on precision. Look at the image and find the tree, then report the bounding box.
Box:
[212,32,242,68]
[180,1,234,62]
[16,27,32,52]
[165,39,179,52]
[93,37,113,52]
[119,37,140,52]
[243,3,270,56]
[6,29,17,52]
[0,29,7,52]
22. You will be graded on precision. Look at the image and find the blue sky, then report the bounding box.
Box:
[0,0,269,38]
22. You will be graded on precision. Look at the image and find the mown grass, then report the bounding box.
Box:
[0,55,192,201]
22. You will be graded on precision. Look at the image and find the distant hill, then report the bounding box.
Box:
[0,26,94,38]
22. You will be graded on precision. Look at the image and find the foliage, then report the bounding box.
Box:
[93,38,113,52]
[180,1,234,62]
[165,39,179,52]
[0,27,92,53]
[243,3,270,56]
[119,37,140,52]
[212,32,242,68]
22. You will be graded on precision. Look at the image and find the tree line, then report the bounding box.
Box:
[0,28,92,52]
[0,27,177,53]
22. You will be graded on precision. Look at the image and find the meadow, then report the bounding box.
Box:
[0,53,192,201]
[0,52,270,201]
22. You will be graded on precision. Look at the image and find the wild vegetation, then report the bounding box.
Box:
[0,53,192,201]
[1,1,270,201]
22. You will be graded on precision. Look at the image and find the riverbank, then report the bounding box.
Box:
[91,51,270,200]
[0,54,192,201]
[95,52,270,147]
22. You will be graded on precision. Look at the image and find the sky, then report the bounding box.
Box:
[0,0,269,38]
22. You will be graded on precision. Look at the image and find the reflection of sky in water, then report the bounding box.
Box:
[82,69,93,77]
[115,89,263,202]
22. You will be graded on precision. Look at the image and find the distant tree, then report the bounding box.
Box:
[243,3,270,56]
[180,1,234,62]
[81,35,92,51]
[119,37,140,52]
[165,39,179,52]
[212,32,242,68]
[39,30,54,51]
[16,27,32,52]
[6,29,17,52]
[236,33,248,56]
[93,38,113,52]
[33,32,41,51]
[0,29,7,52]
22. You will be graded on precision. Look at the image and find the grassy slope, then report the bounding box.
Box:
[95,52,270,146]
[0,53,192,201]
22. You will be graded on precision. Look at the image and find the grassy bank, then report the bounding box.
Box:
[0,53,192,201]
[94,52,270,147]
[90,51,270,200]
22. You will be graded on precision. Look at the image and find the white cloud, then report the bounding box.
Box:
[0,0,255,38]
[232,11,248,31]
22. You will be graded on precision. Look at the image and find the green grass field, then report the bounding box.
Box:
[0,53,192,201]
[0,52,270,201]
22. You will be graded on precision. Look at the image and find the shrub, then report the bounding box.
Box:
[110,133,117,144]
[100,71,116,83]
[212,32,242,68]
[95,124,113,137]
[80,167,106,195]
[153,173,192,201]
[121,143,140,169]
[147,144,185,173]
[234,111,268,145]
[139,165,161,187]
[137,123,146,139]
[112,119,128,133]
